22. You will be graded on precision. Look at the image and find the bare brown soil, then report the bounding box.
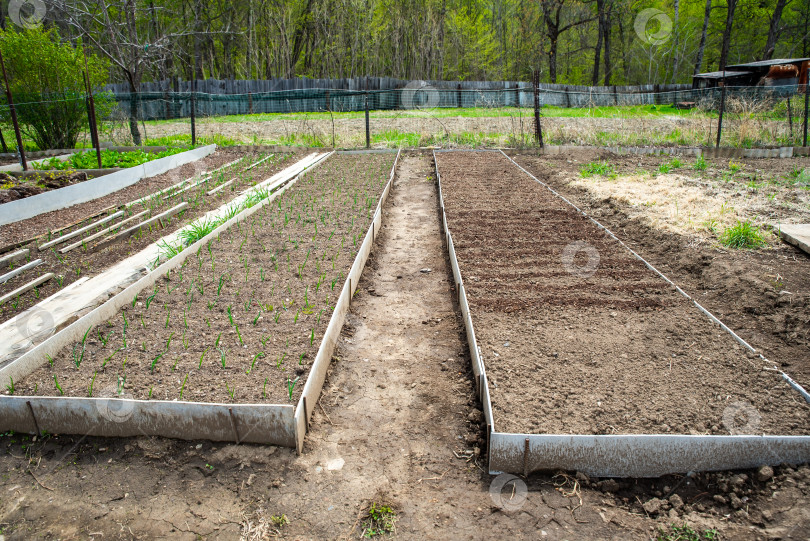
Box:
[0,152,809,540]
[0,151,294,327]
[14,154,394,404]
[437,150,810,436]
[512,152,810,392]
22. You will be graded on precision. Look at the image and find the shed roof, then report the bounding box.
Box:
[693,70,751,79]
[725,58,810,69]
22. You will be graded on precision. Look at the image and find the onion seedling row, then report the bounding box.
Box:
[13,154,394,404]
[0,152,294,327]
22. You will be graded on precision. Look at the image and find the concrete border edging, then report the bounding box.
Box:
[0,145,217,227]
[434,149,810,478]
[0,154,330,445]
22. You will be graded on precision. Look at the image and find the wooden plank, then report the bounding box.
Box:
[0,259,43,285]
[60,210,149,254]
[46,204,118,238]
[0,273,54,306]
[39,211,124,250]
[95,202,188,251]
[163,176,210,200]
[0,249,28,268]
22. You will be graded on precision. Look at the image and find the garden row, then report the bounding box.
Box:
[434,150,810,477]
[0,151,292,325]
[0,151,397,449]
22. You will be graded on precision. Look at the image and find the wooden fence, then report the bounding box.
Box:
[102,77,796,120]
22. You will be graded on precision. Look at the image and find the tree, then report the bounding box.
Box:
[762,0,789,59]
[718,0,738,70]
[0,26,110,150]
[540,0,595,83]
[49,0,194,145]
[694,0,712,75]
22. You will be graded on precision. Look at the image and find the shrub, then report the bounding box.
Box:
[0,27,111,150]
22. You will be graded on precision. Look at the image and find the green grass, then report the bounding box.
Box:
[656,523,719,541]
[580,160,615,178]
[719,220,767,249]
[143,103,711,127]
[144,133,241,147]
[658,158,682,174]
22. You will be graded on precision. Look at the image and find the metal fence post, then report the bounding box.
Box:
[457,84,462,108]
[0,50,26,170]
[716,82,727,149]
[802,85,810,147]
[787,97,794,140]
[191,78,197,146]
[533,70,543,147]
[364,77,370,149]
[83,49,102,168]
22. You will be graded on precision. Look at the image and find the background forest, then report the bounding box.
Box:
[7,0,808,89]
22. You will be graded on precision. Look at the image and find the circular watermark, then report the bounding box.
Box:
[16,307,54,343]
[561,241,600,279]
[96,386,136,424]
[400,80,440,111]
[489,473,528,512]
[634,8,672,46]
[722,401,761,435]
[8,0,46,29]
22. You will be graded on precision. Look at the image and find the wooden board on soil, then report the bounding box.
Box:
[436,150,810,436]
[10,154,395,405]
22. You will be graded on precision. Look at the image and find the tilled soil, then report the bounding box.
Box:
[512,152,810,392]
[15,154,394,404]
[0,151,294,327]
[436,150,810,436]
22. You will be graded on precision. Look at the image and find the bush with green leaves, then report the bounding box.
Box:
[0,26,112,150]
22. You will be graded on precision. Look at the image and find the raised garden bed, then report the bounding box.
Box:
[0,145,218,227]
[0,152,292,326]
[0,151,398,450]
[434,150,810,476]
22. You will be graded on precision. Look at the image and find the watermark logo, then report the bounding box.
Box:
[8,0,46,29]
[96,386,135,424]
[722,400,761,435]
[634,8,672,45]
[561,241,600,279]
[489,473,528,512]
[400,80,440,111]
[16,307,54,344]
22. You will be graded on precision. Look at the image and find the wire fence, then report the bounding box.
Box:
[0,83,807,158]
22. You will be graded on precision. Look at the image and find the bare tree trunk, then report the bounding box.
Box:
[603,0,612,85]
[694,0,712,75]
[718,0,737,71]
[592,0,604,85]
[762,0,788,60]
[670,0,680,83]
[127,77,141,145]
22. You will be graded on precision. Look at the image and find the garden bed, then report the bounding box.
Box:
[0,151,293,327]
[9,153,394,408]
[434,150,810,475]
